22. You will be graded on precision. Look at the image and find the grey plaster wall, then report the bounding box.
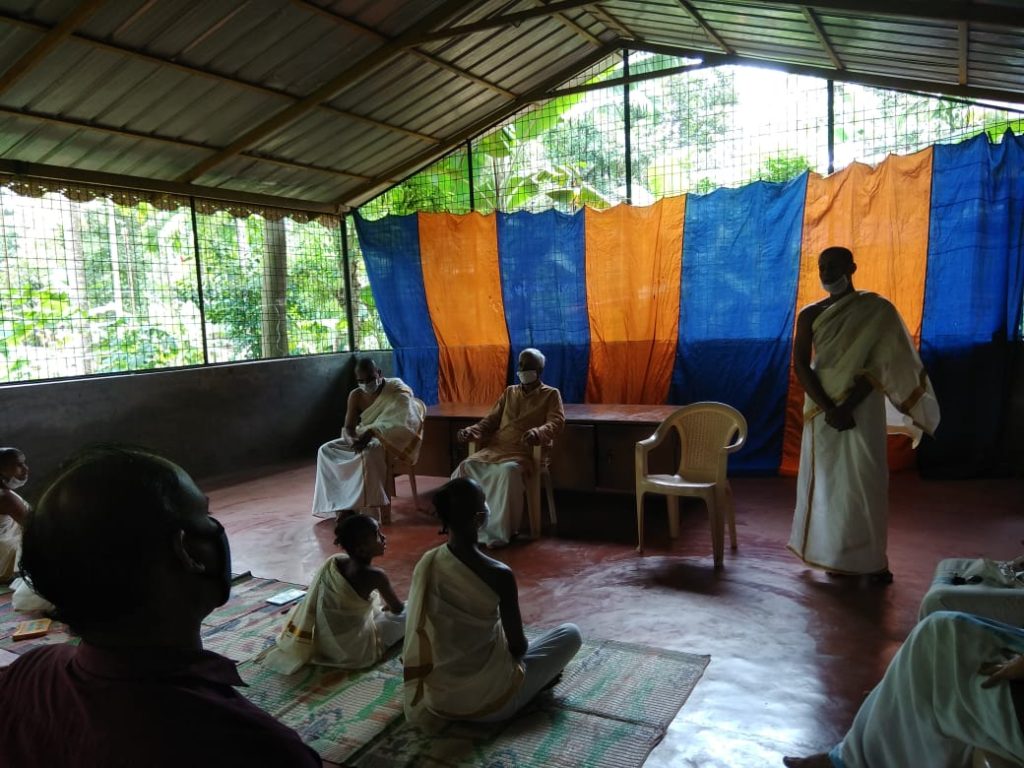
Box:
[1,351,395,490]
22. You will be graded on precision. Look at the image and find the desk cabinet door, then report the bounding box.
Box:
[595,424,677,491]
[549,425,595,491]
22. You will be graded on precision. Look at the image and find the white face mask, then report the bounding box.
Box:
[4,476,25,490]
[821,275,849,295]
[518,370,538,385]
[359,378,379,394]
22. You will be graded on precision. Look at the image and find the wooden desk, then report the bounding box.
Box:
[419,403,682,492]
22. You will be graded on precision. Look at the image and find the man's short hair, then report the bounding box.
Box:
[520,347,545,369]
[20,446,189,634]
[354,356,379,374]
[0,447,23,469]
[432,477,482,532]
[819,246,854,266]
[333,513,378,553]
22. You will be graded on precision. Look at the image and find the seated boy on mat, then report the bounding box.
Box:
[266,513,405,673]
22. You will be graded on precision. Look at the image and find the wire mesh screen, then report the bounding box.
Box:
[834,83,1024,166]
[344,215,387,351]
[0,185,202,382]
[358,145,472,219]
[631,63,829,199]
[194,207,349,364]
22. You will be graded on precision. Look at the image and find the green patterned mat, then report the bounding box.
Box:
[1,577,710,767]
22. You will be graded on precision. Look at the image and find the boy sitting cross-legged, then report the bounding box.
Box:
[266,514,405,673]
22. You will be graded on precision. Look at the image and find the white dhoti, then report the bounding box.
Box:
[453,460,524,548]
[311,438,388,519]
[831,611,1024,768]
[0,515,21,583]
[789,291,940,575]
[264,555,405,673]
[789,388,889,574]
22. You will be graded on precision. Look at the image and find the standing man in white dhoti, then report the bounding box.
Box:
[453,348,565,548]
[783,611,1024,767]
[311,357,423,521]
[787,247,940,582]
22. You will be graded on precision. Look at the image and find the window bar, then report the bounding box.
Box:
[623,48,632,204]
[827,79,835,174]
[188,197,210,366]
[340,215,357,352]
[466,139,475,211]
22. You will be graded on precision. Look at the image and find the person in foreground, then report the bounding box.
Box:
[0,446,30,583]
[312,356,423,520]
[783,611,1024,767]
[0,446,320,767]
[787,246,940,582]
[403,477,582,729]
[453,348,565,547]
[265,513,405,673]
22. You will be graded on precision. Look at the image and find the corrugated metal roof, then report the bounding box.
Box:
[0,0,1021,213]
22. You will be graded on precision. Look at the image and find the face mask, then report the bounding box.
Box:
[4,476,25,490]
[359,379,379,394]
[518,370,538,385]
[821,275,849,295]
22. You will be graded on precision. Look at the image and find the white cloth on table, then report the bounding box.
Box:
[264,555,404,673]
[788,291,940,575]
[919,557,1024,627]
[453,460,524,548]
[831,611,1024,768]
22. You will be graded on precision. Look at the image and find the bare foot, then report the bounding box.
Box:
[782,755,832,767]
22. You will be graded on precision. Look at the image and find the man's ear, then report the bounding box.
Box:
[849,262,858,275]
[171,529,207,574]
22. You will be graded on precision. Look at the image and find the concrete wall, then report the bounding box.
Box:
[0,351,395,490]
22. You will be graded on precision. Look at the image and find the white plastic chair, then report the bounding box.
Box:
[468,440,556,539]
[382,397,426,524]
[635,402,747,567]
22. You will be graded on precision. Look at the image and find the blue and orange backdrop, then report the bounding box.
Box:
[356,132,1024,477]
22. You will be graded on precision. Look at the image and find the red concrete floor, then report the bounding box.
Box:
[205,463,1023,767]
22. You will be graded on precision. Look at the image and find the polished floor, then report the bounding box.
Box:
[206,462,1023,768]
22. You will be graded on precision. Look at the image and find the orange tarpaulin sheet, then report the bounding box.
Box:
[584,197,686,404]
[780,148,933,475]
[418,212,510,405]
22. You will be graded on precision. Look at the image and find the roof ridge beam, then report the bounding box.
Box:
[291,0,516,98]
[801,7,843,70]
[411,0,602,44]
[0,0,106,95]
[676,0,734,54]
[177,0,473,183]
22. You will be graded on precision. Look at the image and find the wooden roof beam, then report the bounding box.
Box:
[758,1,1024,29]
[291,0,516,98]
[178,0,472,183]
[676,0,733,54]
[411,0,602,44]
[0,0,106,95]
[0,106,378,182]
[958,20,969,86]
[584,5,637,40]
[0,12,441,145]
[336,40,621,208]
[802,7,843,70]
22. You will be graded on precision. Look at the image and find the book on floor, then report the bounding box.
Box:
[266,588,306,606]
[12,618,51,641]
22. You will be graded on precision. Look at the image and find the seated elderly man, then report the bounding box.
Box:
[0,447,320,767]
[783,611,1024,768]
[312,356,423,521]
[0,446,30,583]
[453,348,564,547]
[403,477,581,729]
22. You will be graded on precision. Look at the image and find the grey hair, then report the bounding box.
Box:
[519,347,545,369]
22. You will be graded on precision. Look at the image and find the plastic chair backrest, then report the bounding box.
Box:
[663,403,747,483]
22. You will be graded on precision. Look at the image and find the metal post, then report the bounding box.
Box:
[340,215,357,352]
[827,79,835,174]
[466,139,475,211]
[623,48,632,204]
[188,196,210,365]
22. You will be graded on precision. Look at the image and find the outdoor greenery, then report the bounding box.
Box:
[3,55,1022,384]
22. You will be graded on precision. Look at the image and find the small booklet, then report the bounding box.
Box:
[12,618,52,641]
[266,588,306,606]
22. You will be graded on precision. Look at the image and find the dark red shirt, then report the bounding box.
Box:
[0,642,321,767]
